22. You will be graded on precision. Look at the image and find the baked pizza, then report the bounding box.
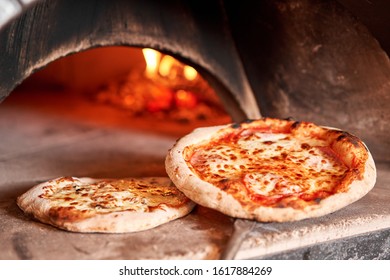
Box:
[17,176,195,233]
[165,118,376,222]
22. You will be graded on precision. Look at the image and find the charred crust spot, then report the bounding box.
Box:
[336,131,361,147]
[349,136,361,147]
[48,206,80,222]
[291,121,302,129]
[284,116,295,121]
[138,184,150,189]
[336,133,347,142]
[301,143,310,149]
[352,168,361,176]
[314,198,322,204]
[244,119,255,123]
[55,176,75,184]
[231,123,241,129]
[276,203,286,208]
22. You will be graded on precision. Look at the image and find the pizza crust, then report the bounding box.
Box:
[165,119,377,222]
[17,177,195,233]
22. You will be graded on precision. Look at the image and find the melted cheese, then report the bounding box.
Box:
[41,177,188,214]
[188,128,349,208]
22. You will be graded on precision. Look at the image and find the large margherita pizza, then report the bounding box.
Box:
[165,118,376,222]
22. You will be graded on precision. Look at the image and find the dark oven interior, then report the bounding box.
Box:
[0,0,389,260]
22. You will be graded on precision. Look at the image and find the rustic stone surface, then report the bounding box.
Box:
[1,199,232,260]
[256,228,390,260]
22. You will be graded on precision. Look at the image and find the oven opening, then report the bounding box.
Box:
[10,46,232,135]
[0,46,232,181]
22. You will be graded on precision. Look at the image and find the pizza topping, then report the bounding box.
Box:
[186,118,367,210]
[40,177,190,221]
[17,176,196,232]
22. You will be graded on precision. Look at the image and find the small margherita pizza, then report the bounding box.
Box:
[17,176,195,233]
[165,118,376,222]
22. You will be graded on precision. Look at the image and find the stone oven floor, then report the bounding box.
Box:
[0,90,389,260]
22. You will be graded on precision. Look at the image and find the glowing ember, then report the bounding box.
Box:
[174,90,197,109]
[95,48,227,123]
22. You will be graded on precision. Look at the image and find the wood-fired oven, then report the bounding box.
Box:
[0,0,389,259]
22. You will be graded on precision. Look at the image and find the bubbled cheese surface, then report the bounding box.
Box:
[40,177,189,214]
[187,129,348,208]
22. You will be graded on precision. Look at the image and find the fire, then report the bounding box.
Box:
[142,48,198,82]
[183,65,197,81]
[96,47,227,123]
[174,90,197,109]
[158,55,176,78]
[141,48,199,112]
[142,48,161,77]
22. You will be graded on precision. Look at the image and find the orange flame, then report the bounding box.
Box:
[142,48,161,77]
[142,48,198,81]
